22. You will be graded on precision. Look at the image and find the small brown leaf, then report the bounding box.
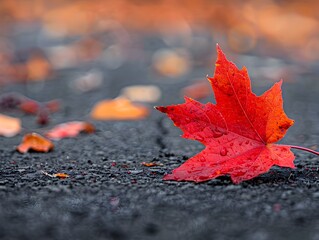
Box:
[120,85,161,103]
[141,162,163,167]
[26,53,52,81]
[90,97,149,120]
[19,99,39,114]
[46,121,95,140]
[53,173,69,179]
[41,171,69,179]
[17,133,54,153]
[0,114,21,137]
[152,49,190,77]
[45,100,60,113]
[182,80,212,100]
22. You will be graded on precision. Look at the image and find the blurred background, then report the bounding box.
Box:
[1,0,319,84]
[0,0,319,109]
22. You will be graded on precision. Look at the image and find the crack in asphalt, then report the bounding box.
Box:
[155,117,168,151]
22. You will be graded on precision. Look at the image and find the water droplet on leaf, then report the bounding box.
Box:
[220,147,228,156]
[213,131,223,138]
[196,135,204,141]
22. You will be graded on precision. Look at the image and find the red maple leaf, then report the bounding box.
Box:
[156,45,296,184]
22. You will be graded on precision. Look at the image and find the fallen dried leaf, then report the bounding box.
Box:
[0,93,60,126]
[41,171,69,179]
[19,99,39,114]
[182,80,212,100]
[0,114,21,137]
[36,107,50,126]
[26,52,52,81]
[120,85,161,103]
[44,100,60,113]
[19,99,60,115]
[17,133,54,153]
[91,97,149,120]
[71,69,103,92]
[46,45,78,69]
[53,173,69,179]
[152,49,190,77]
[46,121,95,140]
[0,93,23,109]
[141,162,163,167]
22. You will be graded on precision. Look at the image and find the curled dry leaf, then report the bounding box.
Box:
[19,99,60,115]
[46,45,78,69]
[19,100,39,114]
[152,48,190,78]
[17,133,54,153]
[91,97,149,120]
[44,100,60,113]
[46,121,95,140]
[141,162,163,167]
[182,80,212,100]
[0,114,21,137]
[26,52,52,81]
[53,173,69,179]
[19,98,60,126]
[0,93,23,109]
[120,85,161,103]
[71,69,103,93]
[41,171,69,179]
[0,92,60,126]
[36,108,51,126]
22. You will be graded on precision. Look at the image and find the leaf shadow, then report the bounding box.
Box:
[206,168,296,187]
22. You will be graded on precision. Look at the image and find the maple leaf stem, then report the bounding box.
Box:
[284,145,319,156]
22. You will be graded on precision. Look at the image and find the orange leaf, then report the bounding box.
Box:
[141,162,163,167]
[152,49,190,77]
[26,53,52,81]
[46,121,95,140]
[90,97,149,120]
[53,173,69,179]
[17,133,54,153]
[0,114,21,137]
[120,85,161,103]
[181,80,212,100]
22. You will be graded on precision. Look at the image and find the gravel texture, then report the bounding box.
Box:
[0,37,319,240]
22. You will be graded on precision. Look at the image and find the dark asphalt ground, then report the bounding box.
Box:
[0,34,319,240]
